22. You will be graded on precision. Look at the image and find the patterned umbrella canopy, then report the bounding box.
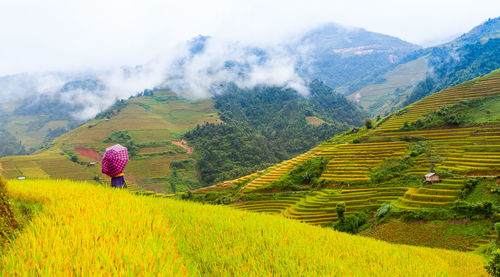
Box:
[101,144,129,177]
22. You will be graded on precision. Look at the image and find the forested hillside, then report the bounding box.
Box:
[188,70,500,260]
[349,17,500,116]
[185,81,365,184]
[296,23,419,90]
[0,81,365,192]
[403,38,500,106]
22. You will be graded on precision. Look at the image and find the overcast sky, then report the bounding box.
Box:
[0,0,498,76]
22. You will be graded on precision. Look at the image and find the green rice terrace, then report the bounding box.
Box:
[0,91,220,193]
[188,69,500,253]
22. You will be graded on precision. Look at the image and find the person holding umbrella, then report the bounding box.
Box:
[102,144,129,188]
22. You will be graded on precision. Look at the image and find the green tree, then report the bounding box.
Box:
[365,118,373,129]
[486,249,500,277]
[336,202,346,222]
[495,222,500,247]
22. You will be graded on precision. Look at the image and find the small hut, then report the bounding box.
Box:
[17,176,26,180]
[424,172,440,184]
[88,162,96,166]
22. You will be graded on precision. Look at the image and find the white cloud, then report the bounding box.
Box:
[0,0,498,120]
[0,0,498,76]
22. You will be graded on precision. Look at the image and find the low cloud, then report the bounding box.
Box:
[163,37,309,98]
[15,36,310,121]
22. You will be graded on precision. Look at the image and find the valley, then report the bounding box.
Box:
[190,69,500,255]
[1,9,500,276]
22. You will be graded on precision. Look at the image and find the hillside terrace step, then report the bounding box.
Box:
[427,183,464,190]
[321,174,369,178]
[399,198,452,208]
[403,193,456,202]
[418,188,460,196]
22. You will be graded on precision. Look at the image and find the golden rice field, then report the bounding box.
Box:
[221,70,500,219]
[2,179,489,276]
[0,90,220,193]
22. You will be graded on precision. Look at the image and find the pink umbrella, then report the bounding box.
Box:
[101,144,129,177]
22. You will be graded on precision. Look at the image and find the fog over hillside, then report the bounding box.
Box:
[0,1,498,120]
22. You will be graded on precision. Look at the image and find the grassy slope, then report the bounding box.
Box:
[2,179,489,276]
[0,91,220,193]
[349,56,428,114]
[4,115,70,151]
[193,69,500,251]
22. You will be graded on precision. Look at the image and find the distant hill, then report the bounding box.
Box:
[188,69,500,253]
[185,81,365,185]
[294,23,420,90]
[349,17,500,116]
[0,91,220,193]
[0,83,365,192]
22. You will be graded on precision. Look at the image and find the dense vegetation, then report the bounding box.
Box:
[185,81,365,185]
[264,157,330,191]
[0,177,17,248]
[297,23,419,90]
[402,94,500,130]
[0,130,28,157]
[403,38,500,107]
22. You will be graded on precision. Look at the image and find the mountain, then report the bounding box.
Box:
[0,18,497,159]
[294,23,420,90]
[185,81,365,185]
[0,22,436,155]
[187,69,500,253]
[0,78,107,153]
[349,17,500,116]
[448,17,500,47]
[0,82,365,193]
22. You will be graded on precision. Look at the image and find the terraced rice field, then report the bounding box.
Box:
[0,90,220,193]
[0,149,97,181]
[222,70,500,228]
[230,195,304,214]
[377,70,500,131]
[240,151,318,191]
[398,178,464,208]
[4,179,489,276]
[191,182,238,194]
[283,187,408,226]
[317,141,408,182]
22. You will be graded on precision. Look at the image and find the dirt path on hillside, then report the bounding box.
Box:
[75,148,101,161]
[172,139,194,154]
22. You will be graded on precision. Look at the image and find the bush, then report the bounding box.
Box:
[376,203,392,220]
[400,122,416,131]
[0,176,18,246]
[333,211,367,234]
[336,202,346,220]
[266,157,329,190]
[409,141,430,157]
[171,159,194,170]
[486,249,500,277]
[399,209,452,222]
[365,118,373,129]
[496,222,500,247]
[369,157,415,184]
[451,200,495,219]
[459,178,479,200]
